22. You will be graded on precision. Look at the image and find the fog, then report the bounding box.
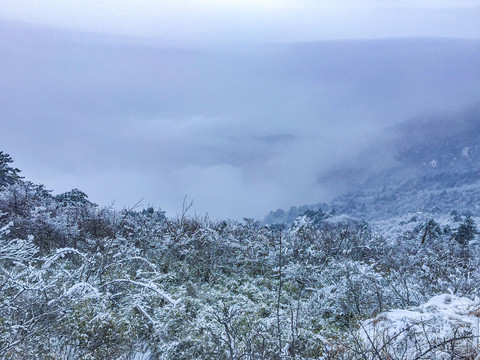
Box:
[1,21,480,218]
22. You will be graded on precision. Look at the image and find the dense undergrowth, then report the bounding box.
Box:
[1,151,480,359]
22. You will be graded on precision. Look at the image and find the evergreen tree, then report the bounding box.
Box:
[0,151,21,186]
[454,215,477,245]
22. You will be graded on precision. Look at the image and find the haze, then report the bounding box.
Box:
[1,1,480,218]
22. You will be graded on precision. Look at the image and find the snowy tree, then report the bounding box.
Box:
[0,151,21,187]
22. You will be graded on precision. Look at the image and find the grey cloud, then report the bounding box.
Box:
[1,22,480,218]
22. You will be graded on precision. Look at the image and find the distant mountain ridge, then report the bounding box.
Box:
[265,104,480,224]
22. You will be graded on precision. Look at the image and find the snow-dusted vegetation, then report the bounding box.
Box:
[2,151,480,359]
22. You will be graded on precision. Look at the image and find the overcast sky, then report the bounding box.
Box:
[1,2,480,219]
[1,0,480,42]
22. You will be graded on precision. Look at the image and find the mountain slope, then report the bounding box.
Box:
[265,104,480,224]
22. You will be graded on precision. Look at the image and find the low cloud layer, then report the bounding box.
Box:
[1,23,480,218]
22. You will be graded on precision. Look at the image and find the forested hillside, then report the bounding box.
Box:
[266,105,480,225]
[2,150,480,359]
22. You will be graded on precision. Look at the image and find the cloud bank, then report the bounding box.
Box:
[1,22,480,218]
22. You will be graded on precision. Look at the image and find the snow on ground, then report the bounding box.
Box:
[359,294,480,359]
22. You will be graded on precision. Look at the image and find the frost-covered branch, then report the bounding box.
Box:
[100,279,180,306]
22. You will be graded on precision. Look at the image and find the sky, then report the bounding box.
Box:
[1,0,480,42]
[1,1,480,219]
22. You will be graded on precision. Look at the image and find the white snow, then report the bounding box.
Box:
[360,294,480,358]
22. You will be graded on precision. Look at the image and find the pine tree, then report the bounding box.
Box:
[0,151,21,186]
[454,215,477,245]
